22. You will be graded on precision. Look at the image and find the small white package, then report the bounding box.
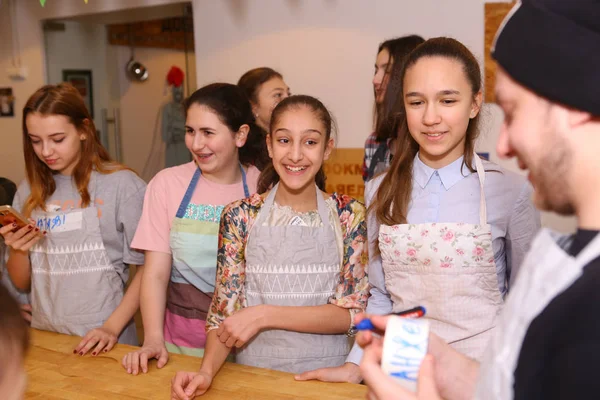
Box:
[381,316,430,392]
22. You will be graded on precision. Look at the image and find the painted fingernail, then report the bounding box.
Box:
[12,223,17,228]
[73,350,77,354]
[103,349,108,353]
[27,225,33,230]
[79,352,83,356]
[43,231,48,235]
[35,227,39,232]
[92,352,96,356]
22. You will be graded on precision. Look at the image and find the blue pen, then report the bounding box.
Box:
[353,306,427,333]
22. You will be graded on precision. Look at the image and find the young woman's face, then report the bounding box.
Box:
[267,106,333,193]
[185,104,248,176]
[26,112,85,176]
[403,56,481,167]
[373,48,391,105]
[253,77,290,130]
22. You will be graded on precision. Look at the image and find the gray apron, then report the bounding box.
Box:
[236,184,350,373]
[29,174,137,344]
[475,229,598,399]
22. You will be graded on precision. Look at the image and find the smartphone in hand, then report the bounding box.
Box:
[0,205,31,232]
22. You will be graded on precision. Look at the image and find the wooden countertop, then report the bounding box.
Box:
[25,329,367,399]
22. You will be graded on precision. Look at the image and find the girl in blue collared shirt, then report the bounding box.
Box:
[359,36,541,360]
[299,37,541,384]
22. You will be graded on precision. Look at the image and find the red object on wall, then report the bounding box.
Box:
[166,66,184,87]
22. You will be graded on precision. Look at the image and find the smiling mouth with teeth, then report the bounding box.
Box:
[424,132,444,137]
[285,165,307,172]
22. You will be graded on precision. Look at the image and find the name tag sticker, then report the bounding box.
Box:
[381,317,430,392]
[36,211,83,233]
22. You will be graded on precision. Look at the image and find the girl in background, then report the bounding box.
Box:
[171,95,368,399]
[0,83,146,355]
[363,35,425,181]
[122,83,262,374]
[238,67,291,170]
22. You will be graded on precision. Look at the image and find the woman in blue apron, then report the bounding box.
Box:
[0,83,146,355]
[122,83,262,375]
[170,95,369,399]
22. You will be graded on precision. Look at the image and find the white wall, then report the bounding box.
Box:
[45,21,110,129]
[192,0,485,149]
[0,0,576,233]
[190,0,575,233]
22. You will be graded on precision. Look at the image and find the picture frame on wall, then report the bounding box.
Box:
[62,69,94,118]
[0,87,15,117]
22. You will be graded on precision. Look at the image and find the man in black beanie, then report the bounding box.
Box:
[357,1,600,399]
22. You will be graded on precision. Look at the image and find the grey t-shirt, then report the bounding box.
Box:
[13,169,146,284]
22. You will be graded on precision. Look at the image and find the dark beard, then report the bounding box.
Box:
[534,136,575,216]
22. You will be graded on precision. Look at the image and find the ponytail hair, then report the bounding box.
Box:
[257,95,334,194]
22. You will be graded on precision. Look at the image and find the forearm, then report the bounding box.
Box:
[140,267,169,343]
[263,304,351,334]
[199,330,232,377]
[6,249,31,290]
[103,265,144,335]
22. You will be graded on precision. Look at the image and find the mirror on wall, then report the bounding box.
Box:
[42,2,195,182]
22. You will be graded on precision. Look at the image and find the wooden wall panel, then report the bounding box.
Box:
[107,17,194,51]
[484,2,516,102]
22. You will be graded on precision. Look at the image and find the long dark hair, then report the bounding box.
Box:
[184,83,269,170]
[375,35,425,142]
[372,37,483,226]
[257,95,335,194]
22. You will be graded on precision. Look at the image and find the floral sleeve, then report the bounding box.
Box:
[328,194,369,324]
[206,194,262,331]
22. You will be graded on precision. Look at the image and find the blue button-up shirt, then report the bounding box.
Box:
[347,154,541,364]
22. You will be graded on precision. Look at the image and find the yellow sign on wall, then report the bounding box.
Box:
[324,148,365,203]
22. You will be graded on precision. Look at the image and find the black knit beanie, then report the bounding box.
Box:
[492,0,600,115]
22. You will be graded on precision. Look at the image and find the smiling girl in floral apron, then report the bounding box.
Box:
[0,84,145,356]
[122,84,262,375]
[170,95,369,399]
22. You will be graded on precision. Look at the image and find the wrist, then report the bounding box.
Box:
[199,365,216,380]
[258,304,272,330]
[102,319,121,337]
[143,331,164,345]
[343,362,362,384]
